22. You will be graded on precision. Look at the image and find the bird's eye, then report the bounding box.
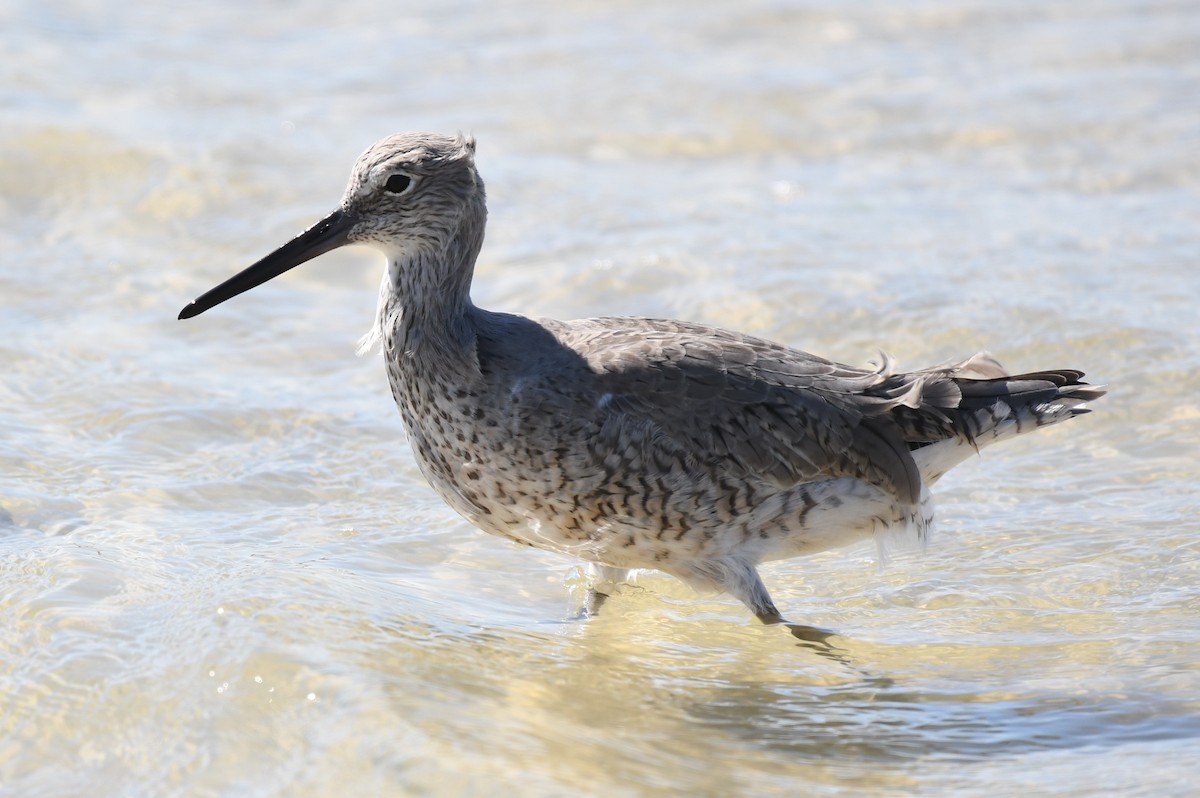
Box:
[384,174,413,194]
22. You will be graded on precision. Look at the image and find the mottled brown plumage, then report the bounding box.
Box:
[180,133,1105,630]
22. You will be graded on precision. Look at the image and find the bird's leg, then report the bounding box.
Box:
[732,569,787,626]
[717,561,837,645]
[584,590,610,617]
[717,565,872,672]
[581,564,629,618]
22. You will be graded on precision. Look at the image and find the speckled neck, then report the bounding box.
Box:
[379,210,487,381]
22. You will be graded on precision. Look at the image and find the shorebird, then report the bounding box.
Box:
[180,133,1104,633]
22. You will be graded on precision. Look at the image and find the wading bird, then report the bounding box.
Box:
[180,133,1104,634]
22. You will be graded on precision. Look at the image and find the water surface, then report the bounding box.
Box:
[2,1,1199,795]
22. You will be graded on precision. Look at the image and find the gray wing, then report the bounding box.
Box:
[547,317,973,506]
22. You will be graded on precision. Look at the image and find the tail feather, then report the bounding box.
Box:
[959,372,1101,441]
[898,366,1106,484]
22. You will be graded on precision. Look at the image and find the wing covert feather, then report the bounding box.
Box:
[553,318,922,503]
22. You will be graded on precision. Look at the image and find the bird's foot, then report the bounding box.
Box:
[756,608,839,646]
[781,622,837,644]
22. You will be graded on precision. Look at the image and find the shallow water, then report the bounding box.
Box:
[3,0,1199,795]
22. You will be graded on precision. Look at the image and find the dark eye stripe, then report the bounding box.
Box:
[385,174,412,194]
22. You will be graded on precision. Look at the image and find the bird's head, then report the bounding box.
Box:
[179,132,485,320]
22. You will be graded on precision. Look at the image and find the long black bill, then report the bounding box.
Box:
[178,208,357,320]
